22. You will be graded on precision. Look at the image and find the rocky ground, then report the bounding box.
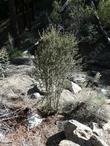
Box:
[0,56,110,146]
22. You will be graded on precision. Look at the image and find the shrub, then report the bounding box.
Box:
[34,26,78,112]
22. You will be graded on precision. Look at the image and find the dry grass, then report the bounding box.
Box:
[0,116,61,146]
[63,88,108,124]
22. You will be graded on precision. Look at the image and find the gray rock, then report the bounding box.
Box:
[103,120,110,131]
[101,88,109,97]
[92,122,103,136]
[71,82,82,94]
[64,120,92,142]
[90,135,109,146]
[64,120,109,146]
[63,79,82,94]
[58,89,75,114]
[59,140,80,146]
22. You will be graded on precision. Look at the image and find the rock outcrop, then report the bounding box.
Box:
[63,120,109,146]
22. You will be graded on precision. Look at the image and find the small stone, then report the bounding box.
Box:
[31,92,41,99]
[28,113,43,129]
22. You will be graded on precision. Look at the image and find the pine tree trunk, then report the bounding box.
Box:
[8,0,19,47]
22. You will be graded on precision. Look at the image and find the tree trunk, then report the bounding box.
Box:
[8,0,19,47]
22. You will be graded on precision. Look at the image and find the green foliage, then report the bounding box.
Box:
[61,0,84,34]
[0,47,9,78]
[50,0,62,24]
[0,47,9,64]
[98,0,110,26]
[8,47,23,60]
[80,23,99,43]
[35,26,78,110]
[59,0,93,36]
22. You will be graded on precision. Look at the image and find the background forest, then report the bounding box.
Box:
[0,0,110,68]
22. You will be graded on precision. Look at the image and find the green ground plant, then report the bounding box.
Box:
[8,47,23,60]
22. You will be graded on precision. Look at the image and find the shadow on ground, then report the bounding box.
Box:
[46,131,65,146]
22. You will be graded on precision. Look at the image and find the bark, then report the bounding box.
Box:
[8,0,19,47]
